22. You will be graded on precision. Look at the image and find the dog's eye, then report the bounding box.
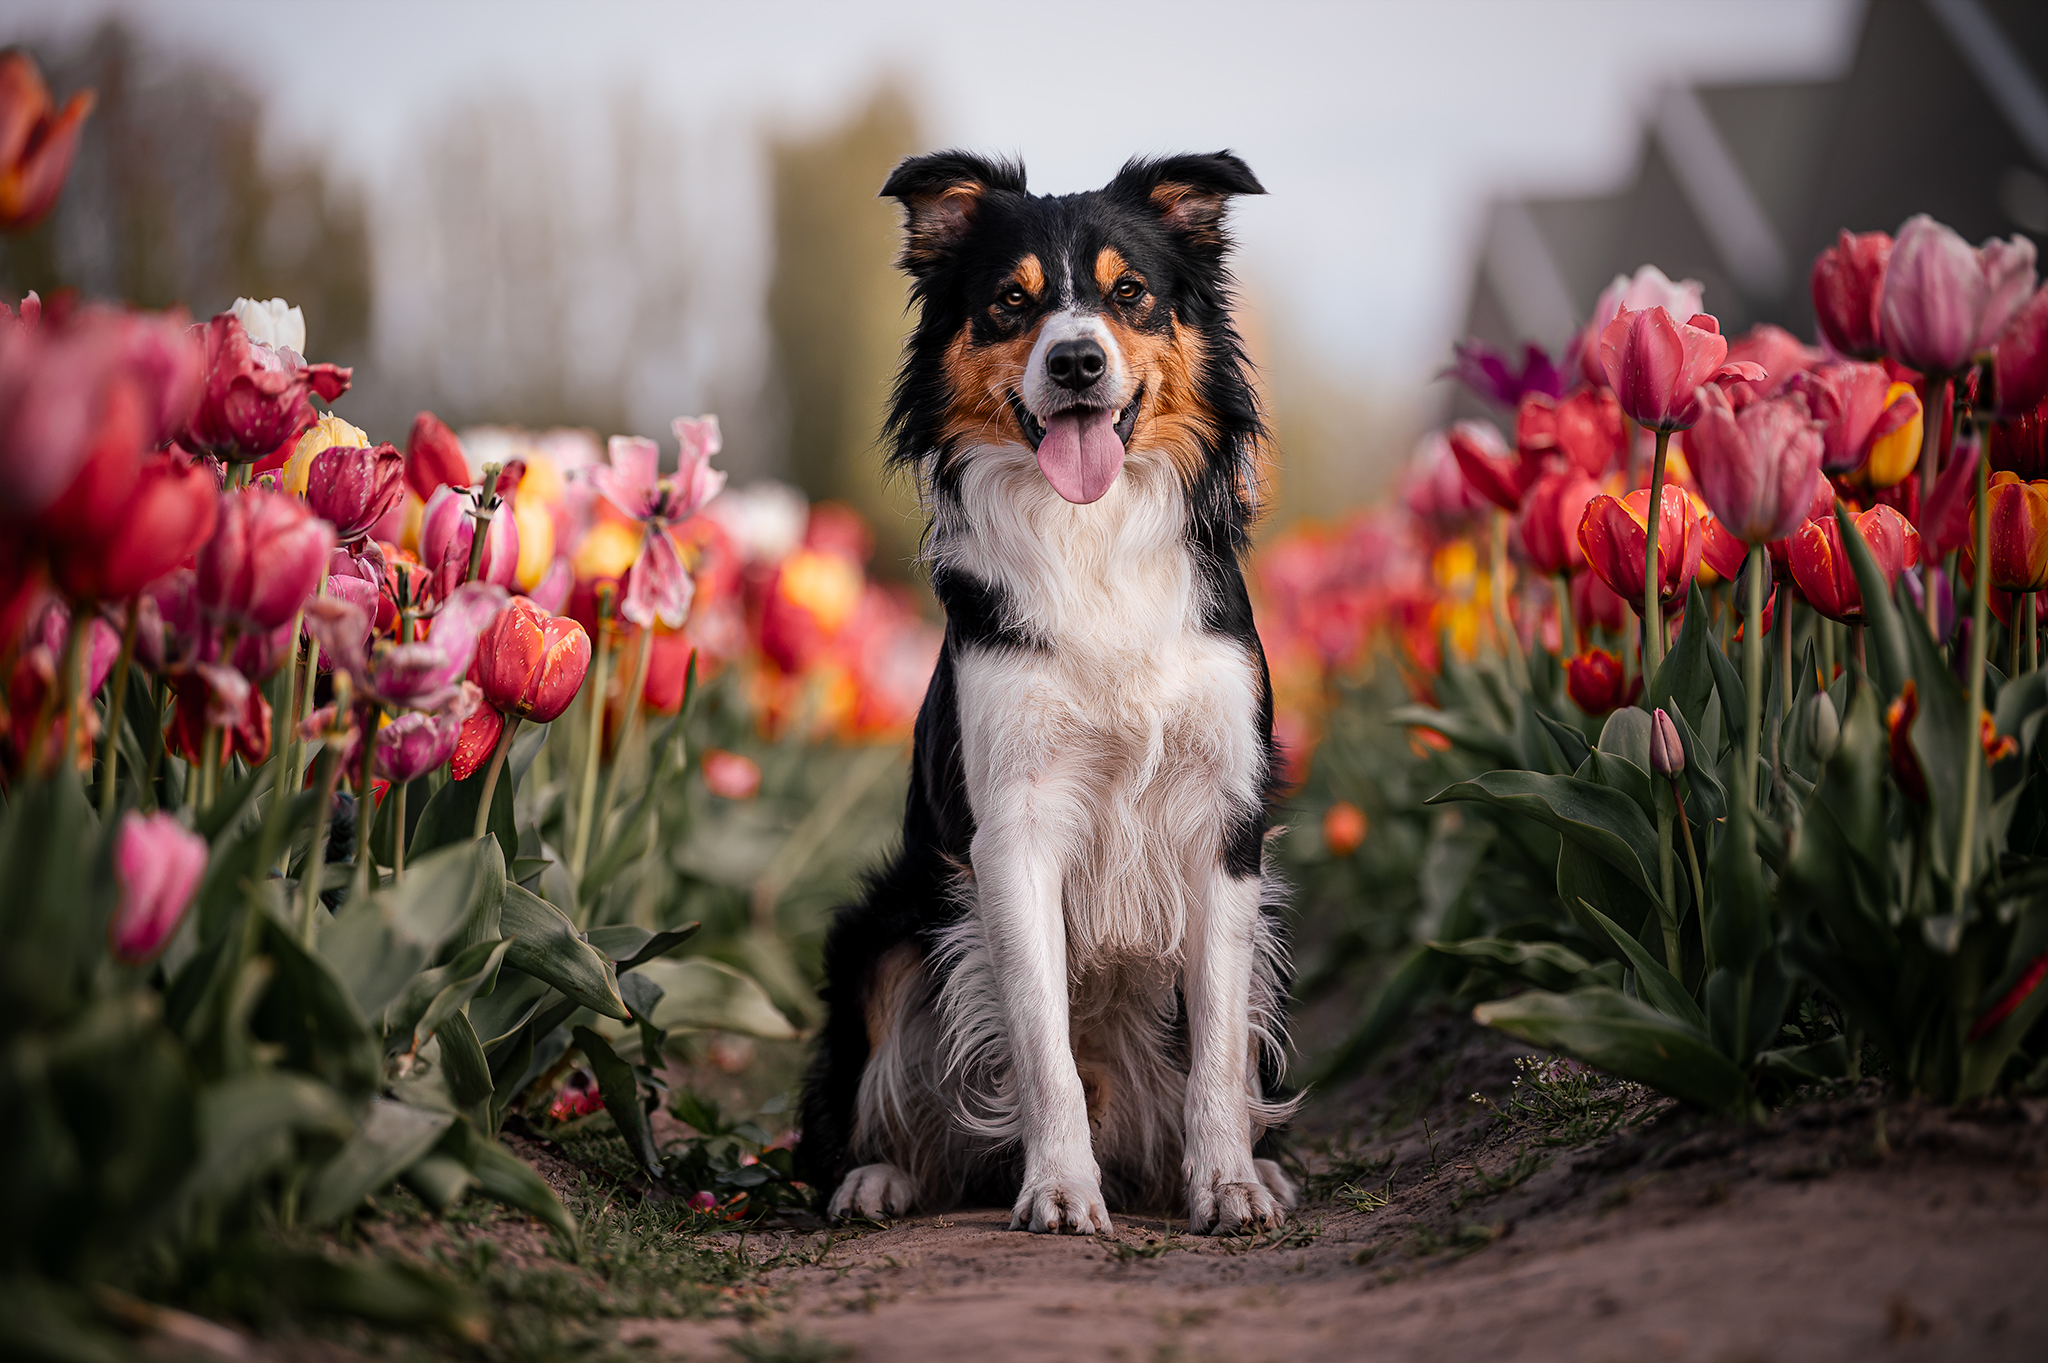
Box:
[999,285,1028,309]
[1114,277,1145,302]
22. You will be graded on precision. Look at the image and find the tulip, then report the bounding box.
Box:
[1988,285,2048,421]
[1516,469,1599,576]
[1401,430,1489,538]
[406,410,472,501]
[1580,265,1704,388]
[1321,799,1366,856]
[281,413,370,495]
[474,595,591,722]
[450,703,502,782]
[1699,514,1748,582]
[47,450,219,602]
[165,663,271,766]
[1782,361,1920,477]
[376,682,481,783]
[588,417,729,628]
[1446,419,1528,511]
[183,308,351,462]
[1991,391,2048,480]
[307,442,405,544]
[1811,230,1892,359]
[323,542,384,648]
[1970,472,2048,593]
[1444,339,1567,408]
[1887,681,1928,803]
[1516,388,1625,480]
[1577,484,1702,615]
[1599,306,1767,433]
[1786,504,1922,624]
[1566,648,1627,715]
[1878,215,2037,376]
[196,487,334,632]
[305,581,509,713]
[1649,707,1683,778]
[421,482,520,597]
[1684,388,1827,545]
[1902,564,1957,644]
[109,812,207,963]
[1722,324,1819,407]
[1572,567,1628,638]
[702,749,764,802]
[0,52,93,230]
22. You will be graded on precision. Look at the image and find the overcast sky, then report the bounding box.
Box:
[9,0,1860,387]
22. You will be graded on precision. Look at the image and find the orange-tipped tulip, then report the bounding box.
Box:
[1965,471,2048,593]
[1786,504,1922,624]
[1577,484,1702,615]
[0,52,93,231]
[474,595,591,722]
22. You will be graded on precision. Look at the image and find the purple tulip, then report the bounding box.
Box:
[1649,708,1684,778]
[1878,214,2037,375]
[375,682,481,782]
[1443,339,1569,408]
[110,811,208,963]
[306,581,508,712]
[306,441,405,544]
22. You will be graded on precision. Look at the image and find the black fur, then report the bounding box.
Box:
[797,152,1291,1208]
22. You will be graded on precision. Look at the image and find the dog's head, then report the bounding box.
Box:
[882,152,1264,507]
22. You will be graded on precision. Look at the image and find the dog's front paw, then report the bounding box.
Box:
[1187,1165,1288,1235]
[1010,1172,1112,1235]
[828,1162,919,1220]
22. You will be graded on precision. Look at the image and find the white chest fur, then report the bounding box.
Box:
[934,447,1266,969]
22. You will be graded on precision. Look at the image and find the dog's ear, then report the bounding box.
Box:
[1110,152,1264,248]
[881,152,1026,275]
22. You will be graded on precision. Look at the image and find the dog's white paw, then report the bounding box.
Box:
[1188,1165,1288,1235]
[828,1162,919,1220]
[1010,1172,1112,1235]
[1254,1158,1300,1210]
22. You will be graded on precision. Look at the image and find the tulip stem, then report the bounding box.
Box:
[592,624,657,865]
[2028,594,2038,673]
[2011,598,2024,681]
[354,703,383,898]
[474,714,520,842]
[1642,429,1671,685]
[570,594,615,886]
[98,603,140,819]
[1920,376,1950,637]
[199,726,222,813]
[1744,546,1765,818]
[1655,799,1680,979]
[299,741,342,945]
[1555,574,1576,657]
[392,781,408,884]
[1954,450,1992,919]
[1820,619,1835,690]
[1772,585,1791,813]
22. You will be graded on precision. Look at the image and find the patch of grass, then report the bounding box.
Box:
[1473,1057,1639,1148]
[1333,1175,1394,1214]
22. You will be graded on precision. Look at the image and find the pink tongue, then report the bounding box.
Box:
[1035,408,1125,504]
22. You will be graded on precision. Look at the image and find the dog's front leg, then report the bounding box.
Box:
[1182,868,1287,1233]
[973,816,1111,1235]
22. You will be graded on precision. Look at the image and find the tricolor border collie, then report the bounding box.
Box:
[797,151,1297,1235]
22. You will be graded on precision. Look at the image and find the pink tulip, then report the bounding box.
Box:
[1683,388,1827,546]
[526,555,573,615]
[376,682,481,783]
[1401,430,1489,538]
[196,487,334,632]
[702,749,762,800]
[183,311,350,462]
[1722,324,1819,407]
[110,811,208,963]
[1878,214,2037,375]
[587,417,728,628]
[1445,419,1528,511]
[29,598,121,697]
[1785,360,1923,475]
[1579,265,1704,388]
[306,442,405,544]
[322,542,385,652]
[1990,285,2048,421]
[305,581,508,712]
[1649,708,1683,778]
[1600,306,1767,433]
[421,482,520,598]
[1811,229,1891,360]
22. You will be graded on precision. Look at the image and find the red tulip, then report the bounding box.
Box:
[0,52,93,231]
[1991,391,2048,480]
[1580,266,1704,388]
[1684,388,1826,545]
[1402,430,1489,538]
[1700,514,1747,582]
[450,703,502,782]
[109,812,207,964]
[1446,419,1528,511]
[1517,388,1625,479]
[1878,214,2036,376]
[1967,471,2048,592]
[1572,567,1628,637]
[1811,229,1892,360]
[1321,799,1366,856]
[1887,680,1927,803]
[183,311,350,463]
[1577,483,1702,614]
[47,450,218,601]
[1722,324,1819,407]
[702,748,762,801]
[196,487,334,632]
[165,663,271,766]
[306,442,405,544]
[1566,648,1627,715]
[642,627,697,713]
[1517,469,1600,575]
[1786,504,1921,624]
[1785,360,1923,477]
[1988,284,2048,421]
[1599,306,1767,433]
[474,595,591,722]
[406,410,472,501]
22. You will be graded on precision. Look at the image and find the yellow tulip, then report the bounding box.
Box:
[574,519,643,582]
[281,413,369,495]
[513,494,556,589]
[1861,382,1924,490]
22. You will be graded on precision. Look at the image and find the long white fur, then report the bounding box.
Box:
[836,322,1299,1234]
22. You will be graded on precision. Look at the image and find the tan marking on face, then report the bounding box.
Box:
[938,319,1040,460]
[864,941,924,1049]
[1100,312,1216,485]
[1094,247,1132,298]
[1013,253,1044,298]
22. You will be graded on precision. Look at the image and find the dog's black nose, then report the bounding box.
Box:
[1045,338,1106,391]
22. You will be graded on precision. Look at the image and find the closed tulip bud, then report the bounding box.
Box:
[405,410,472,501]
[1577,484,1704,615]
[1787,505,1922,624]
[1879,215,2037,376]
[1566,648,1627,716]
[1964,471,2048,592]
[702,748,763,801]
[1808,692,1840,762]
[197,487,334,632]
[473,595,591,722]
[306,442,405,544]
[1321,800,1367,857]
[1649,707,1683,777]
[109,811,207,963]
[1599,306,1766,433]
[1811,229,1892,360]
[0,52,94,231]
[1580,266,1705,389]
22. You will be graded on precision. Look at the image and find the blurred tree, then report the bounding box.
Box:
[0,21,370,363]
[765,84,924,577]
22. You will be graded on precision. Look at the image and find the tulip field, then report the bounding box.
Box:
[5,41,2048,1361]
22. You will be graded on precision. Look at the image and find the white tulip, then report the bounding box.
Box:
[230,296,307,356]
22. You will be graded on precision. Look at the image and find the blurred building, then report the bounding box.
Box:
[1451,0,2047,414]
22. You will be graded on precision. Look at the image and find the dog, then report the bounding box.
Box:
[796,151,1297,1236]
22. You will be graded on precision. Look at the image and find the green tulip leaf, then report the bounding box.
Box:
[451,1122,577,1248]
[1426,936,1617,993]
[1577,900,1706,1032]
[1647,580,1716,732]
[1387,704,1521,766]
[633,957,799,1039]
[498,882,629,1020]
[1429,770,1662,905]
[410,763,517,866]
[572,1025,664,1180]
[389,938,511,1053]
[301,1098,454,1226]
[585,922,703,975]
